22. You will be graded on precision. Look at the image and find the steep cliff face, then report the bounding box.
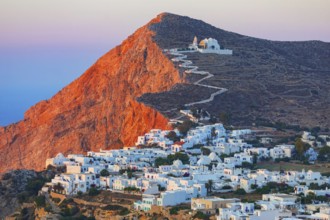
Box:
[0,14,183,172]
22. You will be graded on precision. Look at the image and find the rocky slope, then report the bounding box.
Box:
[0,14,183,172]
[141,13,330,127]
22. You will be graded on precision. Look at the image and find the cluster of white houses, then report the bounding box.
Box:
[45,123,330,219]
[192,194,330,220]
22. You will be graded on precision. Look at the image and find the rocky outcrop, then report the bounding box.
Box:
[0,170,37,218]
[0,14,183,172]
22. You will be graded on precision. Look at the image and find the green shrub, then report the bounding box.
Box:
[88,188,99,196]
[34,195,46,207]
[193,211,210,219]
[234,189,247,195]
[119,207,130,216]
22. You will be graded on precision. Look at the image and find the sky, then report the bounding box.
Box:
[0,0,329,126]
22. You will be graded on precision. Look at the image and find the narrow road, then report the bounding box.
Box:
[170,50,228,107]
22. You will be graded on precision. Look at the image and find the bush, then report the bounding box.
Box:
[193,211,210,220]
[274,157,291,163]
[169,206,189,215]
[234,189,247,195]
[88,188,100,196]
[201,147,211,156]
[26,178,46,195]
[17,192,29,203]
[170,207,180,215]
[61,206,79,217]
[119,207,130,216]
[165,131,180,142]
[177,120,197,135]
[241,162,254,169]
[155,152,190,167]
[34,195,46,207]
[251,184,258,190]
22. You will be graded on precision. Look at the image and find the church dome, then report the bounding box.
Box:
[55,153,65,158]
[173,159,183,168]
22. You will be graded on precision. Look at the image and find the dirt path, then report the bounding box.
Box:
[170,50,228,107]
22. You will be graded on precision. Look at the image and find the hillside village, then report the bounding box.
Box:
[19,37,330,220]
[4,37,330,220]
[35,120,330,220]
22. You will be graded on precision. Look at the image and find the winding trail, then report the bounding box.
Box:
[169,50,228,107]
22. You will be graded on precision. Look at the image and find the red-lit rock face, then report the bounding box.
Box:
[0,14,183,172]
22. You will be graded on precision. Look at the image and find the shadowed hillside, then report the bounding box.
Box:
[140,13,330,127]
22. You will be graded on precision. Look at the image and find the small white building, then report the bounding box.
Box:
[269,145,294,159]
[188,36,233,55]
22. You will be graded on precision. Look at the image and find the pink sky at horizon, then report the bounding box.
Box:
[0,0,329,126]
[1,0,330,49]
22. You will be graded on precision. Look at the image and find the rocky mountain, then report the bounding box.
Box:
[0,14,183,172]
[1,13,330,172]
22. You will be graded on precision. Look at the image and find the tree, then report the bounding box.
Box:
[211,127,217,138]
[201,147,211,156]
[177,120,197,135]
[251,184,258,190]
[100,169,110,177]
[295,138,310,159]
[241,162,254,169]
[167,152,190,164]
[88,188,100,196]
[26,178,46,195]
[205,179,213,194]
[165,131,180,142]
[234,188,247,195]
[154,157,170,167]
[127,170,133,179]
[155,153,189,167]
[252,154,258,164]
[205,182,210,194]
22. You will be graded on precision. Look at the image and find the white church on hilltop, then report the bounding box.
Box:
[188,36,233,55]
